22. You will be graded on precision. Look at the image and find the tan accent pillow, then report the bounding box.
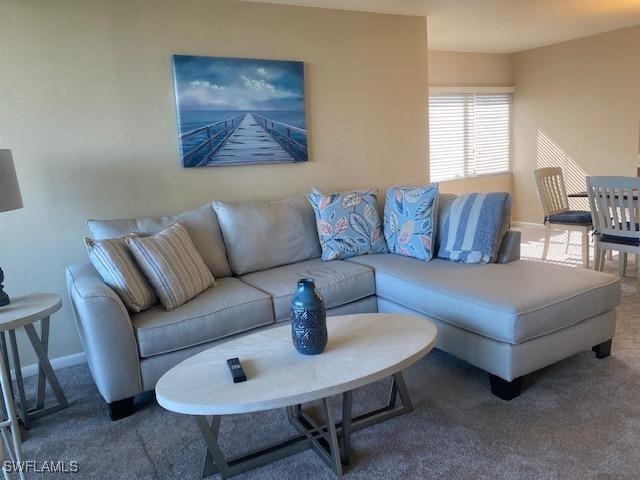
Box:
[85,235,158,312]
[126,223,215,311]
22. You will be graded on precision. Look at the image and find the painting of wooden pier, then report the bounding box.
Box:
[172,55,308,167]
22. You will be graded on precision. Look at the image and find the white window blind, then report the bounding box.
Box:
[429,91,511,182]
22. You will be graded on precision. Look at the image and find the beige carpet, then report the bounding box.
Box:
[20,225,640,479]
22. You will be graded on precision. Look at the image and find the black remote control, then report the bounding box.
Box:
[226,358,247,383]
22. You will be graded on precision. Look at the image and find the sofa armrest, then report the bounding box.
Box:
[66,263,143,403]
[496,230,521,264]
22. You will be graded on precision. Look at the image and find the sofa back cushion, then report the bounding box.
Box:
[87,203,232,278]
[212,195,321,275]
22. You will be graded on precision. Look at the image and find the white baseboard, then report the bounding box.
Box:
[12,352,86,379]
[512,220,541,227]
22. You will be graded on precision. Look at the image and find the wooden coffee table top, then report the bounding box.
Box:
[156,313,437,416]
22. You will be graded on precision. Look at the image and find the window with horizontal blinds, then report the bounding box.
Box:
[429,91,511,182]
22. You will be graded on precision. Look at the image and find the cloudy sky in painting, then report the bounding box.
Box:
[173,55,305,111]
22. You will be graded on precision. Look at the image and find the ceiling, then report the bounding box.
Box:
[243,0,640,53]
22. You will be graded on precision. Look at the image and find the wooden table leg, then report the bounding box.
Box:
[7,330,29,430]
[322,398,343,477]
[0,333,10,422]
[340,391,353,465]
[23,324,67,409]
[0,334,13,403]
[36,317,50,410]
[0,341,25,480]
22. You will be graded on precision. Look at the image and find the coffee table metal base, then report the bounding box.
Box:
[194,371,413,479]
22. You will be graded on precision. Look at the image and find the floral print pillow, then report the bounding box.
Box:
[384,185,439,261]
[307,189,388,261]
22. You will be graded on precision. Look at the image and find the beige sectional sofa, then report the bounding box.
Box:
[66,194,620,420]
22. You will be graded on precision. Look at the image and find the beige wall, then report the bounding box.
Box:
[437,173,512,196]
[512,25,640,222]
[428,51,513,87]
[0,0,429,365]
[428,51,514,195]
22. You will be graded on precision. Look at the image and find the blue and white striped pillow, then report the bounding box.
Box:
[437,192,510,264]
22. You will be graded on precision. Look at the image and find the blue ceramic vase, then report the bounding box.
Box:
[290,278,327,355]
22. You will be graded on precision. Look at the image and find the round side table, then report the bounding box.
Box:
[0,293,68,434]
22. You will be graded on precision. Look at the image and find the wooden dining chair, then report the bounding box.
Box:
[587,176,640,292]
[534,167,593,267]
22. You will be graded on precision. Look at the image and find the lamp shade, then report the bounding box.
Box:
[0,149,23,213]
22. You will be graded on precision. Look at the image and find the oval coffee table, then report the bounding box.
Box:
[156,313,437,478]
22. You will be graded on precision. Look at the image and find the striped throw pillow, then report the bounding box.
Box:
[126,223,215,311]
[437,192,511,264]
[85,236,158,312]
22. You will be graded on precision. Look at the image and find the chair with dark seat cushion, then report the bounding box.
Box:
[600,235,640,246]
[535,168,593,267]
[588,176,640,291]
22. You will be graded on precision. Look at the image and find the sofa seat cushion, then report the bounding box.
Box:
[240,258,375,321]
[347,255,620,344]
[132,277,274,357]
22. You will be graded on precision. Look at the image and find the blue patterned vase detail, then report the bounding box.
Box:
[290,278,327,355]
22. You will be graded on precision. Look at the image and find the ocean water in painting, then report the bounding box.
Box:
[172,55,308,167]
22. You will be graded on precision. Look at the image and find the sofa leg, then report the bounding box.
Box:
[108,397,135,421]
[592,339,612,359]
[489,374,524,401]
